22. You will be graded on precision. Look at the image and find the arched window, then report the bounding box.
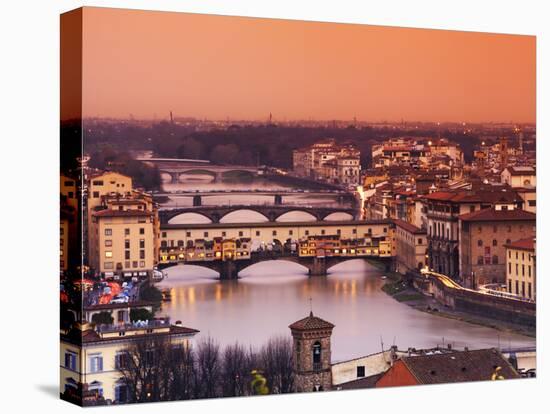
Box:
[312,341,322,369]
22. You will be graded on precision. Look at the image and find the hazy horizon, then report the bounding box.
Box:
[71,7,536,124]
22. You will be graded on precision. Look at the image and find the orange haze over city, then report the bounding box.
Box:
[76,7,535,123]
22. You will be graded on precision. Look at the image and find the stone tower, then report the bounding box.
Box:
[289,311,335,392]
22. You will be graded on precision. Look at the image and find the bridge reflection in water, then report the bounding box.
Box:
[156,260,535,361]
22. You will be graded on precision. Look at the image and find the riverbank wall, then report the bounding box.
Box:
[406,271,536,327]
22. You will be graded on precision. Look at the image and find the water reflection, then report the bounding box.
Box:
[157,260,535,361]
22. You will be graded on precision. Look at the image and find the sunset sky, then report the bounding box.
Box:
[79,7,536,123]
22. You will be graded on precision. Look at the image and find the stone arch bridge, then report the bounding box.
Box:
[160,205,358,224]
[157,252,393,280]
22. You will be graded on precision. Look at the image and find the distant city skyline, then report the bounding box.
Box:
[77,7,535,123]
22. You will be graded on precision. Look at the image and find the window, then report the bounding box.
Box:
[508,263,511,274]
[272,230,277,236]
[124,228,130,236]
[321,230,325,235]
[477,240,483,247]
[528,200,536,207]
[492,240,497,247]
[125,240,130,249]
[104,251,113,259]
[470,205,475,212]
[139,228,145,235]
[522,264,525,276]
[89,354,103,373]
[305,230,309,236]
[115,352,129,369]
[357,366,366,378]
[477,256,484,265]
[492,255,498,265]
[528,265,532,278]
[312,341,322,370]
[186,231,191,237]
[289,230,293,236]
[204,232,209,237]
[222,232,226,237]
[528,282,532,299]
[352,229,357,234]
[506,239,511,245]
[92,180,104,186]
[132,261,138,268]
[515,280,519,295]
[162,232,167,238]
[256,231,261,236]
[104,262,113,269]
[140,239,145,249]
[105,240,112,247]
[140,250,145,259]
[104,228,112,236]
[93,191,100,198]
[161,241,167,248]
[418,238,423,245]
[140,261,145,268]
[125,251,130,260]
[65,351,77,371]
[115,384,128,403]
[337,229,341,235]
[239,231,244,237]
[508,279,512,293]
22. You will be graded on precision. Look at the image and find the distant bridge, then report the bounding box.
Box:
[160,205,358,224]
[158,251,393,280]
[137,158,259,183]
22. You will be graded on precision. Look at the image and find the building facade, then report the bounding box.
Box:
[505,238,536,301]
[394,219,428,274]
[458,209,536,287]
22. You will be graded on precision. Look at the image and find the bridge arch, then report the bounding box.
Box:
[238,258,310,276]
[322,211,355,221]
[219,209,270,223]
[178,169,218,178]
[275,210,319,222]
[167,212,213,224]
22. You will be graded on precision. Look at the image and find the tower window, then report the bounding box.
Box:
[312,341,322,370]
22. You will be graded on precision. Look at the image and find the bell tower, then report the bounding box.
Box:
[289,311,335,392]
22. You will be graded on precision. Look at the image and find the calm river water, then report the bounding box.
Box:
[156,176,535,362]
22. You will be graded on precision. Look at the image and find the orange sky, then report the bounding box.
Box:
[80,7,536,123]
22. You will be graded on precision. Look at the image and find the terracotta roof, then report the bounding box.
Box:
[289,312,335,331]
[393,219,426,235]
[339,373,384,390]
[93,209,151,217]
[425,189,521,204]
[504,237,535,251]
[399,348,520,384]
[62,324,199,345]
[504,166,536,176]
[458,208,535,222]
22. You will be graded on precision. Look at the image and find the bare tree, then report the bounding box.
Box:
[221,343,255,397]
[195,336,222,398]
[117,337,172,403]
[162,343,196,401]
[259,336,294,394]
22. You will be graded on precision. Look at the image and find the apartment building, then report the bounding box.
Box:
[458,209,535,287]
[505,238,536,301]
[60,317,198,404]
[292,139,361,185]
[394,219,428,274]
[424,188,523,279]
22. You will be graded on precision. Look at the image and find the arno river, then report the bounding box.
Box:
[156,176,535,362]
